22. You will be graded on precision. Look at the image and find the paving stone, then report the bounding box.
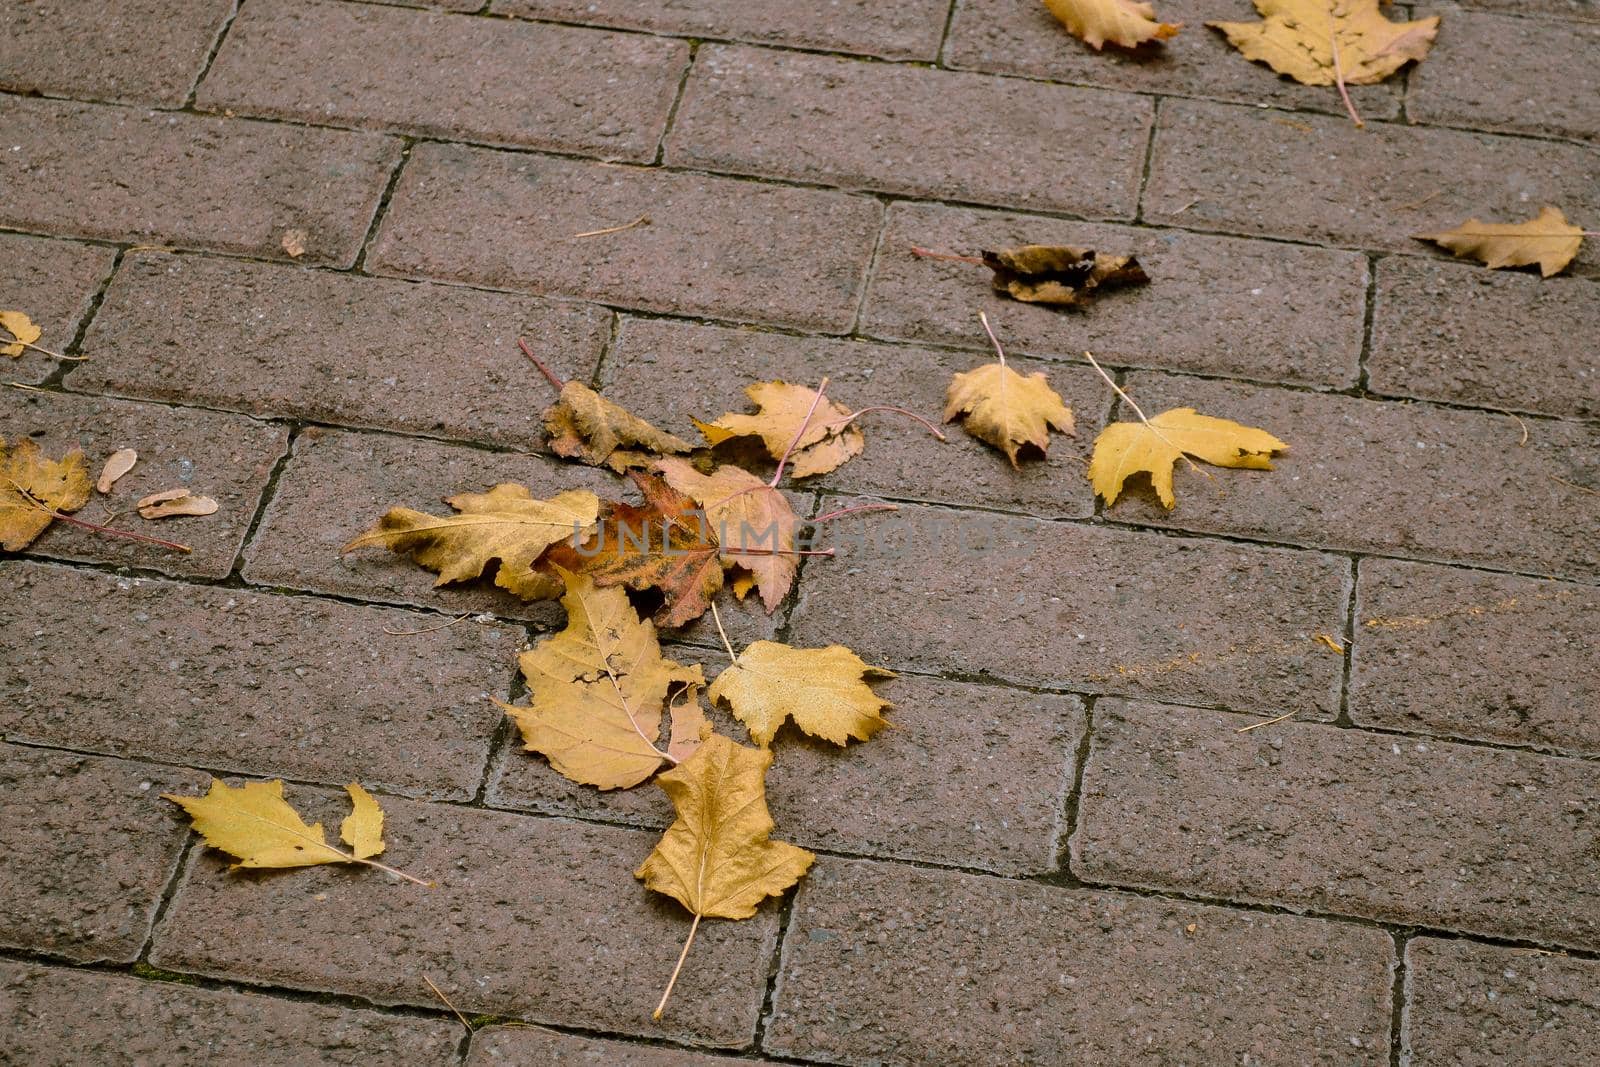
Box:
[666,45,1150,218]
[1368,255,1600,418]
[1403,938,1600,1066]
[242,427,781,646]
[368,144,881,332]
[787,501,1349,717]
[861,201,1368,388]
[1350,559,1600,757]
[1144,100,1600,274]
[765,856,1393,1064]
[469,1025,773,1065]
[73,253,610,449]
[945,0,1402,120]
[1409,8,1600,142]
[0,561,515,800]
[0,744,204,963]
[1109,372,1600,580]
[0,388,287,579]
[0,233,115,386]
[0,960,460,1064]
[0,0,234,106]
[199,0,689,162]
[152,799,778,1048]
[493,0,950,59]
[1450,0,1600,15]
[1072,700,1600,950]
[0,97,401,268]
[603,316,1106,518]
[490,675,1085,875]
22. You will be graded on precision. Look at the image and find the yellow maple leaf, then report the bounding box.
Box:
[1089,407,1287,508]
[636,732,814,1018]
[944,360,1075,468]
[708,640,895,747]
[343,484,599,600]
[695,381,864,480]
[0,436,91,551]
[1415,206,1586,278]
[0,310,42,358]
[544,381,693,473]
[1044,0,1181,50]
[500,568,704,790]
[1209,0,1439,87]
[655,458,801,613]
[163,780,425,882]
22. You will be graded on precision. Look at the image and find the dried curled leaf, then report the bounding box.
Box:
[544,381,693,473]
[983,245,1150,307]
[1415,206,1585,278]
[695,381,864,479]
[136,488,218,519]
[709,640,895,747]
[1209,0,1439,87]
[1089,407,1287,508]
[96,448,137,494]
[163,780,387,871]
[0,436,91,550]
[944,361,1075,467]
[655,458,802,613]
[0,310,42,358]
[500,568,703,790]
[1044,0,1180,50]
[343,485,599,601]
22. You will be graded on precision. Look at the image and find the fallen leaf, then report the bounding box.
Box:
[708,640,895,747]
[500,568,703,790]
[0,436,91,550]
[695,381,864,479]
[281,229,308,258]
[164,780,402,874]
[1089,407,1287,508]
[0,311,42,358]
[1209,0,1439,87]
[1415,206,1585,278]
[343,485,599,601]
[944,360,1075,467]
[666,689,710,763]
[340,783,385,860]
[636,732,814,1018]
[655,458,801,613]
[96,448,137,494]
[545,381,693,473]
[136,488,219,519]
[1044,0,1181,50]
[983,245,1150,307]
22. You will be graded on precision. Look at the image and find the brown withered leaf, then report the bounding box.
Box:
[0,436,91,550]
[96,448,137,494]
[545,381,694,473]
[1044,0,1181,50]
[1415,206,1585,278]
[655,458,802,613]
[983,245,1150,307]
[694,381,864,480]
[343,485,599,600]
[136,488,218,519]
[708,640,895,747]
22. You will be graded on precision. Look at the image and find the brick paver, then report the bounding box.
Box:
[0,562,516,799]
[1073,701,1600,950]
[1368,256,1600,418]
[668,45,1150,217]
[368,144,881,332]
[0,744,203,963]
[788,502,1350,716]
[0,960,460,1064]
[1144,100,1600,273]
[1108,371,1600,580]
[470,1026,771,1064]
[1350,559,1600,756]
[73,252,610,449]
[1403,938,1600,1066]
[766,856,1393,1064]
[152,798,779,1048]
[1,233,115,386]
[200,0,690,161]
[494,0,951,60]
[862,201,1368,387]
[0,0,234,107]
[1,388,287,579]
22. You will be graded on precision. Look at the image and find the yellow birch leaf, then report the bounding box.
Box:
[0,310,42,358]
[944,361,1075,468]
[655,458,801,613]
[695,381,864,479]
[1089,407,1287,508]
[164,779,355,870]
[0,436,91,551]
[343,485,599,601]
[1415,206,1585,278]
[1209,0,1439,87]
[545,381,693,473]
[339,783,385,860]
[1044,0,1181,51]
[708,640,895,747]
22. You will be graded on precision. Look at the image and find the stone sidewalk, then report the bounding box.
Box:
[2,0,1598,1063]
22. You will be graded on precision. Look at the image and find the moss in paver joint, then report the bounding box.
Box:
[130,962,200,986]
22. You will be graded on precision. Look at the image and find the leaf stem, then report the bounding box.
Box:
[1079,352,1208,481]
[709,601,738,663]
[423,975,474,1032]
[6,480,193,552]
[1329,7,1364,128]
[769,377,829,487]
[653,912,701,1020]
[0,329,81,361]
[812,502,898,523]
[910,246,985,265]
[977,311,1007,367]
[821,405,947,441]
[357,856,435,887]
[517,336,566,392]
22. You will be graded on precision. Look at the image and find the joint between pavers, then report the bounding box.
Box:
[41,246,126,392]
[1334,556,1361,728]
[1133,96,1162,225]
[934,0,962,67]
[136,835,197,965]
[1357,252,1381,393]
[353,138,415,273]
[226,421,301,583]
[844,200,892,338]
[1389,928,1412,1067]
[1051,694,1098,884]
[180,0,243,112]
[651,39,698,168]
